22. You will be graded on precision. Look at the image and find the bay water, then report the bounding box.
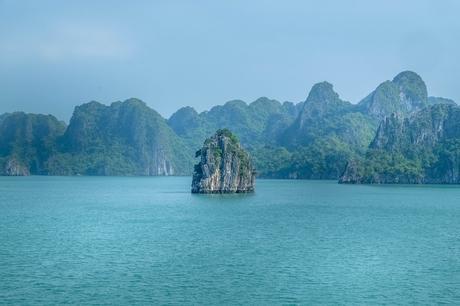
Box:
[0,177,459,304]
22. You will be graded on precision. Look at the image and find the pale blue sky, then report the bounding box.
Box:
[1,0,459,120]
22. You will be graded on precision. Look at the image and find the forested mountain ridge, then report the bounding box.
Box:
[357,71,429,120]
[340,104,460,184]
[0,71,457,181]
[168,97,302,150]
[273,81,377,179]
[0,112,66,175]
[47,98,193,176]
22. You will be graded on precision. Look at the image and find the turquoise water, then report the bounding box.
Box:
[0,177,459,305]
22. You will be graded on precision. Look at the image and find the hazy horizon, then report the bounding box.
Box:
[1,0,459,121]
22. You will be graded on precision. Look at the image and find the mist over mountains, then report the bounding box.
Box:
[1,71,458,183]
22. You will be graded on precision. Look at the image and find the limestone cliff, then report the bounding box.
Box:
[358,71,429,120]
[340,104,460,184]
[191,129,255,193]
[2,158,30,176]
[0,112,66,175]
[50,99,193,176]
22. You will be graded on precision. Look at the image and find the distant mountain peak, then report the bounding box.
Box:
[168,106,201,137]
[392,70,424,84]
[358,70,428,119]
[300,81,350,116]
[250,97,281,109]
[122,97,147,106]
[392,70,427,103]
[80,100,105,108]
[306,81,338,104]
[172,106,198,116]
[223,99,247,108]
[252,96,272,103]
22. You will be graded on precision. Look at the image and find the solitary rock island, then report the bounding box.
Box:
[191,129,256,193]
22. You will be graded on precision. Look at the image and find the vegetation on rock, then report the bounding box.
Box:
[192,129,255,193]
[340,104,460,184]
[0,112,66,175]
[1,70,458,182]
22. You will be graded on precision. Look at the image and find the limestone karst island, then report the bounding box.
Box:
[191,129,255,193]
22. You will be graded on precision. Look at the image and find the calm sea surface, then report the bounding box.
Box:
[0,177,459,305]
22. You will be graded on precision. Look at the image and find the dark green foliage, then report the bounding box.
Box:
[428,96,457,106]
[342,150,426,184]
[0,99,195,176]
[50,98,193,175]
[277,81,377,178]
[168,97,306,178]
[168,98,301,150]
[358,71,429,120]
[216,128,239,144]
[429,139,460,180]
[341,104,460,184]
[0,112,66,174]
[251,146,292,178]
[2,70,458,180]
[282,81,376,149]
[176,72,440,180]
[392,71,428,106]
[253,138,359,179]
[192,128,255,193]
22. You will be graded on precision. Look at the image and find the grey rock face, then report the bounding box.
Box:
[56,99,192,176]
[358,71,429,120]
[370,104,458,151]
[4,158,30,176]
[191,129,255,193]
[338,160,361,184]
[340,104,460,184]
